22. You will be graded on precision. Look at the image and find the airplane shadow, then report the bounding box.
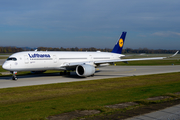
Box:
[0,72,83,80]
[94,74,130,77]
[0,76,12,80]
[0,71,131,80]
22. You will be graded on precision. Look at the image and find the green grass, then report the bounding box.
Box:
[0,72,180,120]
[0,66,7,72]
[115,59,180,66]
[0,57,8,59]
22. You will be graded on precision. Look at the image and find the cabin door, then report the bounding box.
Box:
[88,55,93,61]
[53,55,57,63]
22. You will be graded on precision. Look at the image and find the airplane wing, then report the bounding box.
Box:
[94,57,166,64]
[61,51,179,68]
[60,56,165,69]
[95,51,179,64]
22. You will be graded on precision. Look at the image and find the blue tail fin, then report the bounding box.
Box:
[111,32,127,54]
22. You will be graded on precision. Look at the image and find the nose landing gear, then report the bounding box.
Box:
[11,71,18,80]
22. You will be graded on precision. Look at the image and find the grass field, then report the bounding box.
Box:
[115,59,180,66]
[0,72,180,120]
[0,57,8,59]
[0,66,7,72]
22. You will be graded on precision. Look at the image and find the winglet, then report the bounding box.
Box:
[112,32,127,54]
[168,51,179,58]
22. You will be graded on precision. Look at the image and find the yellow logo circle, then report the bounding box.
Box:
[119,39,123,47]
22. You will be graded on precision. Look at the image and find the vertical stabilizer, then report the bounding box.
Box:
[111,32,127,54]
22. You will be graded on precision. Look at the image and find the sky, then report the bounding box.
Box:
[0,0,180,50]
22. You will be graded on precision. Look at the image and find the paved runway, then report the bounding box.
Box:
[0,65,180,89]
[0,59,6,65]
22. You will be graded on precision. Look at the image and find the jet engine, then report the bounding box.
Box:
[76,64,95,77]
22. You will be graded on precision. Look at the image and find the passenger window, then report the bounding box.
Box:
[7,57,17,61]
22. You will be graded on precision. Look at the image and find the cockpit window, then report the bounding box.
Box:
[7,57,17,61]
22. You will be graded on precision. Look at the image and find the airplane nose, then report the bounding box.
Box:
[2,63,6,69]
[2,63,10,70]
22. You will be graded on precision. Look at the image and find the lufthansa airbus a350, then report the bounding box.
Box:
[2,32,179,80]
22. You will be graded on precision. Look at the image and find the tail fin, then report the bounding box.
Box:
[111,32,127,54]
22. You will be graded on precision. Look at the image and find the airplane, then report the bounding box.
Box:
[2,32,179,80]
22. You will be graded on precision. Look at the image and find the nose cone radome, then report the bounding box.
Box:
[2,62,10,70]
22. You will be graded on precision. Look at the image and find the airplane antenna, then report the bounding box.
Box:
[34,49,38,51]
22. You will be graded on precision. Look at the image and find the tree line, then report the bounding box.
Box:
[122,48,178,54]
[0,47,24,53]
[0,46,178,54]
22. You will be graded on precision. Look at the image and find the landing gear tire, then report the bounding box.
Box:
[91,74,94,77]
[12,76,18,80]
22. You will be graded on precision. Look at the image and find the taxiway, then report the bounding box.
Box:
[0,59,5,65]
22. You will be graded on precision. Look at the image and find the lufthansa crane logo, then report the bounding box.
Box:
[119,39,123,48]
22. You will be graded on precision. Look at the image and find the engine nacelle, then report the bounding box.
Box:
[76,64,95,77]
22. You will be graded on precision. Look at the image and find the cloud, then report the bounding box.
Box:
[152,31,180,37]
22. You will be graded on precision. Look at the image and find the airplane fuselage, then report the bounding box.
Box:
[2,51,124,72]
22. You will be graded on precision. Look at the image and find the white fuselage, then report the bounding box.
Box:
[2,51,124,72]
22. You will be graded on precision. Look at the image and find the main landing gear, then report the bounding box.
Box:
[11,71,18,80]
